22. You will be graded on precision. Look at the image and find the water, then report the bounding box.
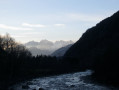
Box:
[9,70,115,90]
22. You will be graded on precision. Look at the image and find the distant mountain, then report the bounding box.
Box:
[25,41,39,46]
[25,40,74,56]
[28,47,53,56]
[51,44,73,57]
[64,11,119,84]
[25,40,54,50]
[54,40,73,49]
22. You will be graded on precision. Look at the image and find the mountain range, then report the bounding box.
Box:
[24,40,74,56]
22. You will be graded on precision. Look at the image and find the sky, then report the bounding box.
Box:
[0,0,119,43]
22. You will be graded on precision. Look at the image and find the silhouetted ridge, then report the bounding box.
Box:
[64,10,119,85]
[65,10,119,58]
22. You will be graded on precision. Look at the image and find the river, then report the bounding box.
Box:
[9,70,116,90]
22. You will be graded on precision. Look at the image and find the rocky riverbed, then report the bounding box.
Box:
[9,70,117,90]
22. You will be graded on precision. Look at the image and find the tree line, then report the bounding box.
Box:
[0,33,78,89]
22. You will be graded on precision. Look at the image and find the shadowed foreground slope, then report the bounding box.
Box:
[64,11,119,85]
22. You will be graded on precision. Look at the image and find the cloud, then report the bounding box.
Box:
[22,32,45,35]
[68,13,106,22]
[37,13,108,24]
[22,23,46,28]
[0,24,32,30]
[11,35,26,38]
[11,32,45,38]
[54,24,65,26]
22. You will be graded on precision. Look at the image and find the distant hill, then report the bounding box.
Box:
[64,11,119,85]
[25,40,74,56]
[51,44,73,57]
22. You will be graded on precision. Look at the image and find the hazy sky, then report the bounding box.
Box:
[0,0,119,43]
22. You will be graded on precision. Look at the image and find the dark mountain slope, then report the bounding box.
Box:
[64,11,119,85]
[51,44,73,57]
[65,11,119,58]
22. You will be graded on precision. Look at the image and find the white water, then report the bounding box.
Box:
[9,70,115,90]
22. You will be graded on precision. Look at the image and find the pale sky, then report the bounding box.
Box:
[0,0,119,43]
